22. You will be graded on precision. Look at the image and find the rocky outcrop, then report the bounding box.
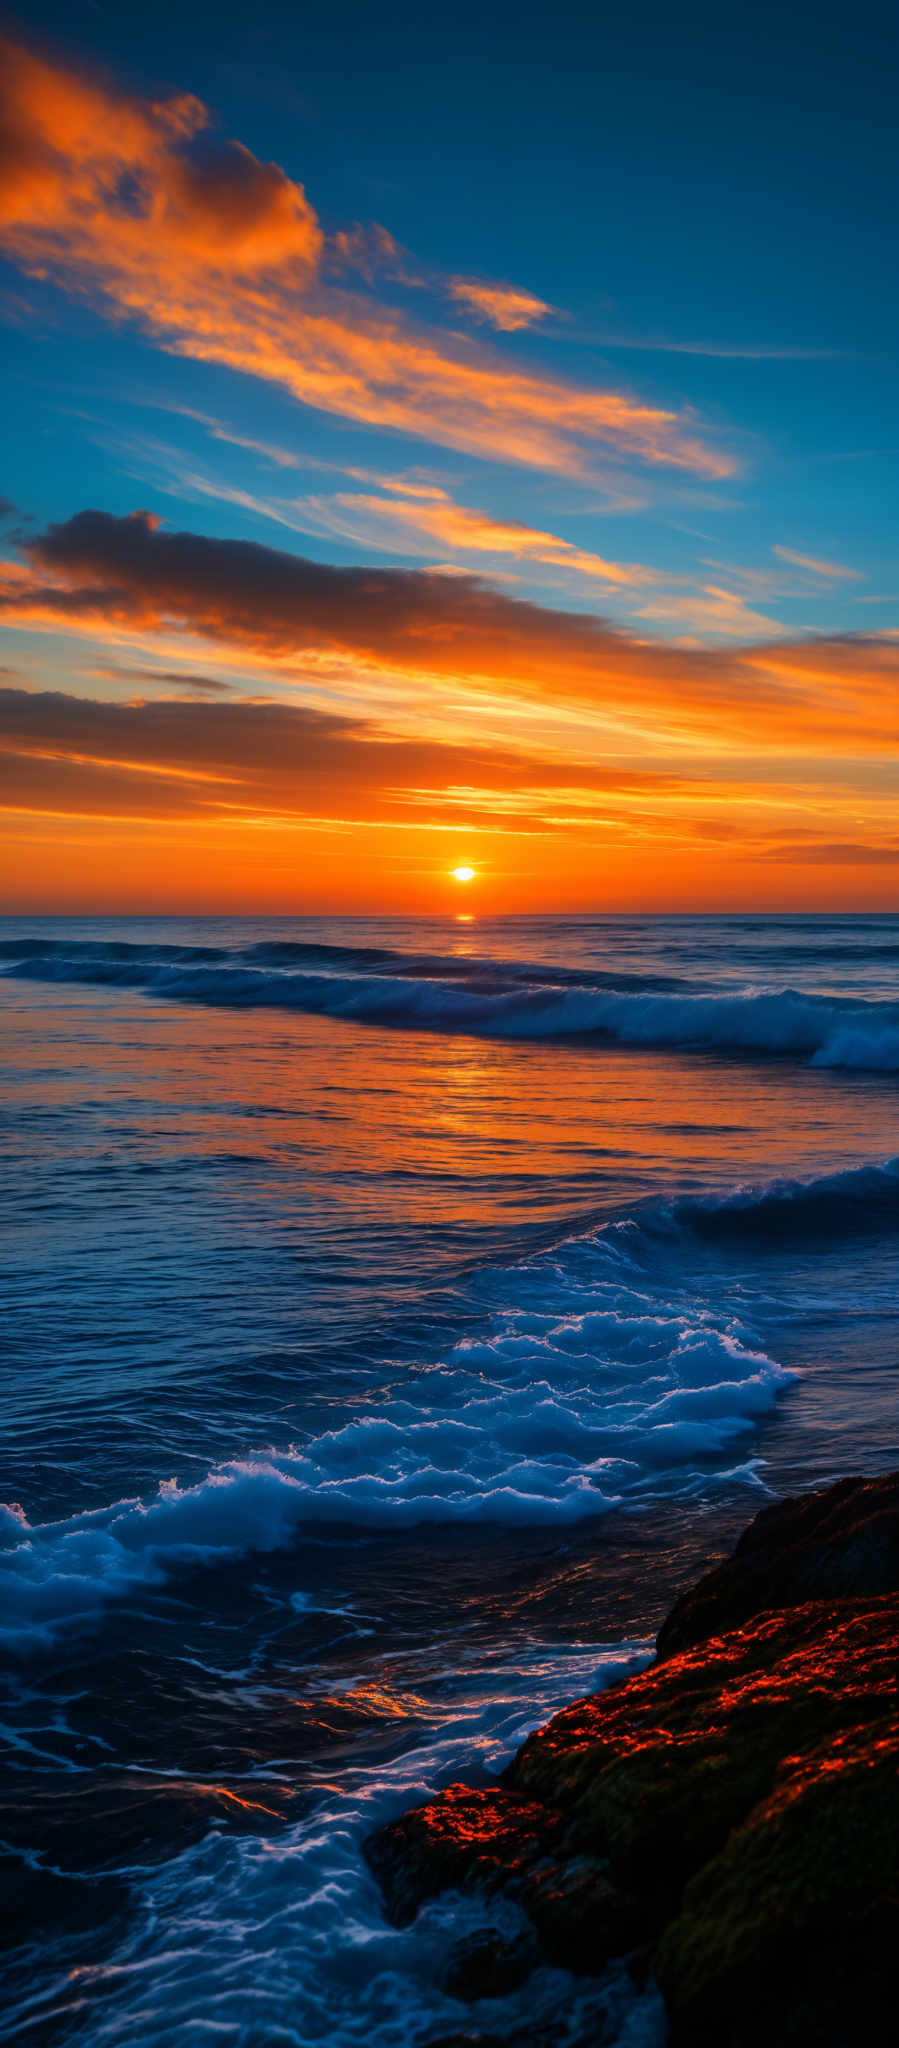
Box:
[366,1473,899,2046]
[656,1468,899,1657]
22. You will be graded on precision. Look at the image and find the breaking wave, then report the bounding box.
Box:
[666,1151,899,1237]
[0,1171,807,1656]
[3,932,899,1067]
[4,1127,898,1657]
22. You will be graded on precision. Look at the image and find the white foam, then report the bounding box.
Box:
[7,939,899,1067]
[8,1637,661,2047]
[1,1223,791,1656]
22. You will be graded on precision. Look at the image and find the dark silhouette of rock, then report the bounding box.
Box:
[656,1469,899,1658]
[439,1928,539,2001]
[655,1714,899,2045]
[366,1472,899,2046]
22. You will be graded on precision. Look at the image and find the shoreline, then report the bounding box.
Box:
[367,1472,899,2046]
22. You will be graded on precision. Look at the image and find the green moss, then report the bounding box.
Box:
[367,1476,899,2047]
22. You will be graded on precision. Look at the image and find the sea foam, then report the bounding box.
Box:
[1,1197,793,1655]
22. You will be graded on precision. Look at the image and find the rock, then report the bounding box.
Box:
[370,1596,896,1985]
[656,1470,899,1657]
[364,1784,564,1927]
[439,1928,539,2001]
[365,1473,899,2045]
[655,1714,899,2046]
[422,2035,508,2048]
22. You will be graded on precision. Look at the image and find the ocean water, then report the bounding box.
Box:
[1,913,898,2045]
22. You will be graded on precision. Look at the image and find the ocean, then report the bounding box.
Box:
[1,912,898,2046]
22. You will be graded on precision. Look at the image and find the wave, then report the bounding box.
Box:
[3,932,899,1067]
[1,1183,798,1655]
[49,1654,663,2048]
[0,931,692,993]
[665,1151,899,1238]
[10,1638,662,2048]
[6,1147,896,1658]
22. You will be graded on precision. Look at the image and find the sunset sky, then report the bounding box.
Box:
[1,0,896,912]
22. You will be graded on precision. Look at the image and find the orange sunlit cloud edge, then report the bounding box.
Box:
[3,508,898,754]
[0,31,732,484]
[1,503,898,912]
[0,29,896,910]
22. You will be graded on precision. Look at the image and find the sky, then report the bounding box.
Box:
[0,0,897,913]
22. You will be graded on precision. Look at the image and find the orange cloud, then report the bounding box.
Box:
[2,510,899,760]
[0,685,696,828]
[4,686,899,921]
[772,547,862,582]
[284,484,658,584]
[0,33,732,480]
[447,279,554,330]
[0,36,321,278]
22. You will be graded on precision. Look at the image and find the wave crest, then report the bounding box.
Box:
[1,1198,795,1655]
[3,934,899,1069]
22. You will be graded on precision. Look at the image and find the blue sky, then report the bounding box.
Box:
[0,1,896,910]
[2,0,896,639]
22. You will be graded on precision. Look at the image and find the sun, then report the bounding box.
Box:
[451,865,476,882]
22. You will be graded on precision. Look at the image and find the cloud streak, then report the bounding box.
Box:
[0,32,732,481]
[0,685,688,830]
[276,483,660,585]
[447,279,554,330]
[2,508,898,757]
[773,546,862,582]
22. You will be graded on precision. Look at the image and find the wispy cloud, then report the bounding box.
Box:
[259,483,661,585]
[162,408,308,470]
[633,586,783,639]
[773,546,862,582]
[567,332,844,361]
[0,32,733,482]
[93,663,234,693]
[447,279,554,331]
[90,427,667,592]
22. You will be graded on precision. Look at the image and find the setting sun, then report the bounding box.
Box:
[0,11,894,2046]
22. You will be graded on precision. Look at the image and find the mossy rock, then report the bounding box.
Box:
[366,1474,899,2045]
[655,1715,899,2046]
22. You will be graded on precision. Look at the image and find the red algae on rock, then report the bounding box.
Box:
[365,1474,899,2046]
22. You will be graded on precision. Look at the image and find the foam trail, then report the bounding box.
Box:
[10,1638,663,2048]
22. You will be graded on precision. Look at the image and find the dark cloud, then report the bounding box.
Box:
[0,685,686,827]
[15,507,787,715]
[4,508,898,753]
[94,664,234,693]
[761,841,899,865]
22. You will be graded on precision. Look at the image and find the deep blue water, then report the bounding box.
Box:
[1,914,897,2045]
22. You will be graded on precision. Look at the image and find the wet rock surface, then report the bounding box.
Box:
[656,1468,899,1657]
[366,1474,899,2046]
[439,1928,540,2001]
